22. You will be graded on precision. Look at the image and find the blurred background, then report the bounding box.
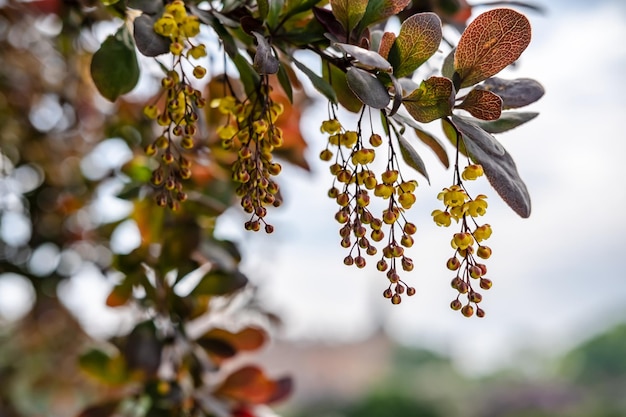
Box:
[1,0,625,416]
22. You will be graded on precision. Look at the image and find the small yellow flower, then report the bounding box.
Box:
[374,183,394,199]
[169,41,184,56]
[181,16,200,37]
[165,1,187,22]
[462,164,484,180]
[431,209,452,227]
[451,232,474,250]
[351,148,375,165]
[143,104,159,119]
[188,44,207,59]
[340,131,358,147]
[320,119,342,134]
[217,125,237,140]
[438,185,467,207]
[464,194,488,217]
[154,15,177,37]
[192,65,207,79]
[474,224,492,242]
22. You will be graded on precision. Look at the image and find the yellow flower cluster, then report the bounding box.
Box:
[153,0,206,77]
[432,165,493,317]
[143,69,205,210]
[210,93,285,233]
[320,116,419,304]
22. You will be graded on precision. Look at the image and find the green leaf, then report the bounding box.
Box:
[133,14,171,57]
[334,43,392,72]
[122,321,162,377]
[99,0,120,5]
[330,0,368,33]
[79,348,128,385]
[293,57,337,104]
[322,62,361,112]
[414,125,449,168]
[346,67,390,109]
[397,135,430,184]
[267,0,285,29]
[389,74,403,116]
[190,268,248,296]
[441,48,455,79]
[471,111,539,134]
[232,54,261,97]
[456,89,502,120]
[252,32,279,74]
[258,0,269,20]
[451,115,531,217]
[90,26,140,101]
[402,76,454,123]
[277,61,293,103]
[356,0,411,34]
[388,13,442,79]
[285,0,324,20]
[477,77,545,109]
[454,8,531,87]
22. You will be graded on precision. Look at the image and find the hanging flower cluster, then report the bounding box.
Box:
[142,0,207,210]
[320,109,418,304]
[210,80,285,233]
[432,164,493,317]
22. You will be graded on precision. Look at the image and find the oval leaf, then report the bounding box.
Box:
[323,61,362,112]
[346,67,390,109]
[451,115,504,156]
[454,8,531,88]
[334,42,392,72]
[389,13,442,79]
[456,89,502,120]
[91,26,140,101]
[477,77,544,109]
[215,366,278,404]
[356,0,411,33]
[397,135,430,183]
[330,0,368,33]
[471,111,539,133]
[133,14,172,57]
[451,115,531,217]
[293,57,337,104]
[190,268,248,296]
[402,76,454,123]
[414,125,449,168]
[252,32,279,74]
[377,31,396,60]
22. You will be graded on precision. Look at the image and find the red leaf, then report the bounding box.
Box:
[454,8,531,87]
[456,89,502,120]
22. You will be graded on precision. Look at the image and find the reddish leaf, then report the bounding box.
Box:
[77,401,120,417]
[402,76,454,123]
[377,31,396,60]
[389,13,442,78]
[105,281,133,307]
[200,327,267,355]
[456,89,502,120]
[414,126,449,168]
[215,366,278,404]
[454,8,531,87]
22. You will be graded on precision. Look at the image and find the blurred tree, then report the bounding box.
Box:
[0,0,544,416]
